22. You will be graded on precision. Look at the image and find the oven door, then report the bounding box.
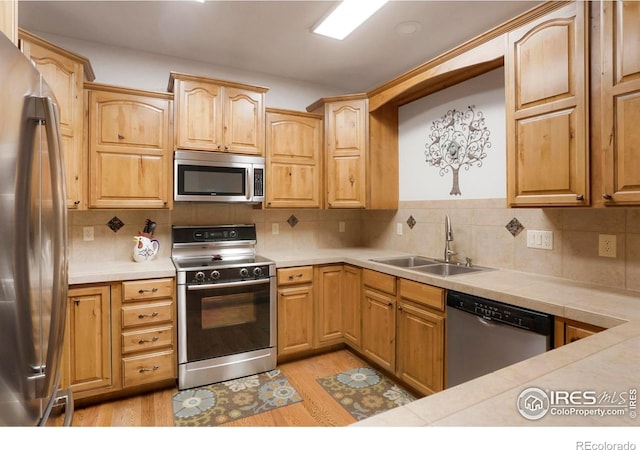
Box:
[178,278,275,365]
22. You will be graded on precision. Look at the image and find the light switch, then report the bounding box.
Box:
[526,230,553,250]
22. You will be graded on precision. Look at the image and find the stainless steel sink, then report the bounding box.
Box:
[370,256,439,268]
[411,263,486,277]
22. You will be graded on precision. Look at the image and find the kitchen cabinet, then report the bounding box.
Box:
[307,96,398,209]
[168,72,267,155]
[314,264,345,348]
[85,83,173,209]
[0,0,17,44]
[265,108,323,208]
[599,1,640,205]
[19,29,95,209]
[396,279,445,396]
[361,269,396,373]
[342,264,362,350]
[554,317,605,348]
[119,278,176,388]
[505,1,589,207]
[61,284,112,397]
[276,266,315,358]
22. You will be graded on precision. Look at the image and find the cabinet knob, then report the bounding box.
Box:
[603,194,613,200]
[576,194,584,201]
[117,134,125,140]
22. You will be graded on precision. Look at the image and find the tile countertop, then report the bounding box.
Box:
[68,247,640,426]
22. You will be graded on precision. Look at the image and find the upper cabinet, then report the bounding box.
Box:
[0,0,17,45]
[505,1,589,207]
[168,72,267,155]
[19,29,95,209]
[85,83,173,209]
[265,108,323,208]
[599,1,640,205]
[307,95,398,209]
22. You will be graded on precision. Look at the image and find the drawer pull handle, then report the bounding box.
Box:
[138,287,159,294]
[138,336,159,344]
[288,273,304,280]
[139,365,159,373]
[138,312,159,319]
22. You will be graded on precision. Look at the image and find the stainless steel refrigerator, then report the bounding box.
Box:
[0,31,72,426]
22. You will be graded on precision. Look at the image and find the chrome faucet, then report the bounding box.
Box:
[444,215,456,263]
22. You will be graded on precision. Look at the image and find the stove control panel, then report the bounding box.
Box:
[181,263,273,285]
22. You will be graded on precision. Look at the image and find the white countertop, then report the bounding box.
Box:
[68,247,640,426]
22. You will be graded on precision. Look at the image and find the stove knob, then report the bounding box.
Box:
[253,267,263,277]
[239,268,249,278]
[195,271,205,282]
[210,270,220,280]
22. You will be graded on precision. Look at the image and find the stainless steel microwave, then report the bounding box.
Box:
[174,150,265,203]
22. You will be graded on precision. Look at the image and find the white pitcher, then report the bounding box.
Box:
[132,236,159,262]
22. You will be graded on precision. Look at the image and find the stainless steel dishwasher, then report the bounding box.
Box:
[446,290,554,388]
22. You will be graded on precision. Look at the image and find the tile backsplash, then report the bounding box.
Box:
[69,200,640,294]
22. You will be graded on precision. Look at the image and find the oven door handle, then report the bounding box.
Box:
[186,278,271,290]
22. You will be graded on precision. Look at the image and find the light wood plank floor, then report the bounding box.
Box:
[68,349,370,427]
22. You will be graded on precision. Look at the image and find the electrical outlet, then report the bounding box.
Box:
[598,234,616,258]
[339,221,346,233]
[526,230,553,250]
[272,223,279,235]
[396,222,403,236]
[83,226,94,241]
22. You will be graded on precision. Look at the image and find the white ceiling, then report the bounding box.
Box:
[18,1,542,92]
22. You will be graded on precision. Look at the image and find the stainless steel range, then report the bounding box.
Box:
[171,224,276,390]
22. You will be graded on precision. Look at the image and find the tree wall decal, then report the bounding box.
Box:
[424,105,491,195]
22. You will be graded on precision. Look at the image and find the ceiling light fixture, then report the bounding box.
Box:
[312,0,389,41]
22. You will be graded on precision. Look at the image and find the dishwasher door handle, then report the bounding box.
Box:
[476,316,498,327]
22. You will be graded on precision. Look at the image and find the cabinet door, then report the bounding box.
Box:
[325,99,367,208]
[223,87,264,155]
[396,301,444,396]
[506,1,589,206]
[362,287,395,372]
[88,89,172,208]
[314,265,343,347]
[601,1,640,204]
[265,110,322,208]
[175,79,223,151]
[277,283,314,357]
[342,265,362,349]
[0,0,17,44]
[62,285,112,394]
[22,39,84,209]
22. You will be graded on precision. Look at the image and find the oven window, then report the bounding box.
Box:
[179,164,246,196]
[186,282,272,361]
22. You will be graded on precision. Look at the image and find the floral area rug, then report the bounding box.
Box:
[172,369,302,426]
[316,367,416,421]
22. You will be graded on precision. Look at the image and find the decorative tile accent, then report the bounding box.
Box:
[107,216,125,233]
[287,215,299,228]
[505,217,524,237]
[406,215,416,229]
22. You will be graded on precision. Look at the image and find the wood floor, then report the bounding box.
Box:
[67,349,370,427]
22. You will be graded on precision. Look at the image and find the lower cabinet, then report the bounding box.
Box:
[342,265,362,350]
[554,317,605,348]
[61,277,176,401]
[362,270,397,373]
[277,266,315,357]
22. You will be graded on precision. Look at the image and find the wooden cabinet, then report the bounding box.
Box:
[599,1,640,205]
[168,72,267,155]
[86,83,173,209]
[506,1,589,207]
[265,108,323,208]
[0,0,17,44]
[554,317,605,348]
[361,269,396,373]
[119,278,176,388]
[61,284,112,397]
[19,29,95,209]
[314,265,345,347]
[342,265,362,350]
[276,266,314,357]
[396,279,445,396]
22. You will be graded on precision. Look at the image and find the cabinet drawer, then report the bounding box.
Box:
[277,266,313,285]
[363,269,396,295]
[121,300,173,328]
[399,279,444,312]
[122,278,174,302]
[122,350,175,387]
[121,325,174,355]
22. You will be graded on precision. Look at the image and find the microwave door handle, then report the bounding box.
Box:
[246,168,252,200]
